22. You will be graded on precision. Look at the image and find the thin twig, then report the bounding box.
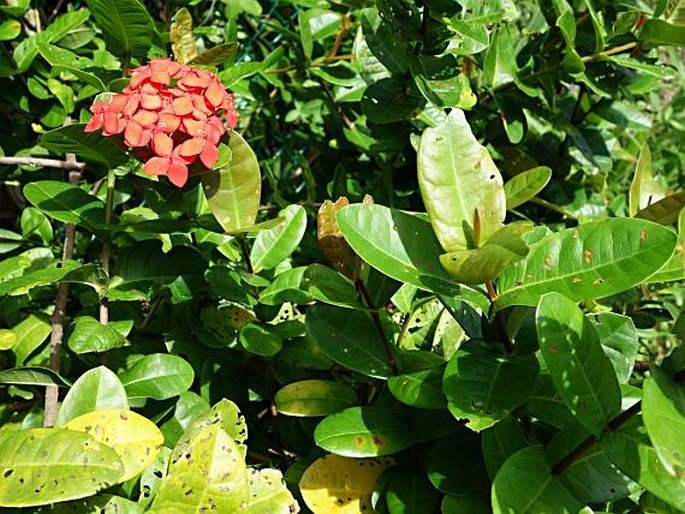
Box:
[43,169,81,428]
[0,156,86,170]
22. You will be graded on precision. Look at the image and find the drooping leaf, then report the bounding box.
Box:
[491,446,582,513]
[504,167,552,210]
[418,108,506,252]
[635,191,685,225]
[536,292,621,436]
[299,454,393,514]
[0,366,71,388]
[87,0,157,58]
[306,303,394,379]
[0,428,124,507]
[336,204,489,310]
[24,181,106,228]
[201,130,261,234]
[443,343,539,431]
[314,406,413,457]
[64,409,163,482]
[55,366,129,427]
[630,144,665,217]
[483,26,517,90]
[250,204,307,272]
[118,354,194,402]
[169,8,197,64]
[275,379,358,417]
[497,218,678,308]
[41,124,127,168]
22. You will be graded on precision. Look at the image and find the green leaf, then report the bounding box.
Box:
[630,144,664,217]
[483,26,517,90]
[443,343,539,431]
[0,19,20,41]
[24,181,106,227]
[39,494,144,513]
[21,206,52,244]
[0,366,71,388]
[360,8,409,74]
[306,303,394,379]
[259,267,312,305]
[536,292,621,436]
[250,205,307,272]
[336,204,488,310]
[482,416,529,478]
[148,423,249,513]
[385,470,441,514]
[246,468,299,514]
[387,367,447,409]
[170,8,197,64]
[314,406,413,457]
[439,222,533,284]
[275,379,358,417]
[118,354,194,402]
[298,9,314,60]
[601,416,685,511]
[179,398,247,459]
[65,409,163,482]
[67,316,129,354]
[0,260,83,297]
[55,366,129,427]
[591,312,638,384]
[504,167,552,210]
[302,264,362,308]
[12,313,51,365]
[201,130,261,234]
[441,494,491,514]
[188,43,238,66]
[41,124,128,168]
[497,218,678,308]
[491,446,582,513]
[417,108,506,251]
[642,369,685,478]
[87,0,157,58]
[640,19,685,47]
[138,447,171,508]
[412,55,477,109]
[239,322,283,357]
[635,191,685,225]
[0,228,21,254]
[427,430,489,494]
[0,428,124,507]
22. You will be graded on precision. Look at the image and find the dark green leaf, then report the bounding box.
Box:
[87,0,157,58]
[67,316,129,354]
[41,124,127,168]
[0,366,71,388]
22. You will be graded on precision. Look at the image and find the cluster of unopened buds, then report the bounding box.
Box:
[85,58,237,187]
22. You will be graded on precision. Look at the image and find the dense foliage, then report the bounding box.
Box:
[0,0,685,512]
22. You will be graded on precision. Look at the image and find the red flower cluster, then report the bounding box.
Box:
[85,58,237,187]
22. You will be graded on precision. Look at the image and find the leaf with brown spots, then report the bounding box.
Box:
[317,198,360,280]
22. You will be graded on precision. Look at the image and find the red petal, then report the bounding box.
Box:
[180,74,210,89]
[123,95,139,117]
[151,71,170,86]
[140,94,162,110]
[132,110,158,127]
[178,137,204,157]
[106,94,129,113]
[124,120,145,147]
[158,112,181,133]
[200,142,219,169]
[182,118,205,137]
[172,96,194,116]
[90,101,108,114]
[103,112,120,135]
[152,132,173,157]
[205,82,225,109]
[129,70,150,88]
[143,156,170,176]
[84,115,103,133]
[167,160,189,187]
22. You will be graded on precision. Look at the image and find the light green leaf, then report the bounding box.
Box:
[67,316,129,354]
[12,313,51,365]
[314,406,413,457]
[201,130,261,234]
[247,468,299,514]
[630,145,664,217]
[55,366,128,427]
[0,428,124,507]
[484,26,517,90]
[388,367,447,409]
[497,218,678,308]
[250,205,307,272]
[275,379,358,417]
[418,108,506,252]
[170,8,197,64]
[179,398,247,459]
[0,19,20,41]
[0,366,71,388]
[640,19,685,47]
[118,354,194,402]
[504,167,552,210]
[536,292,621,436]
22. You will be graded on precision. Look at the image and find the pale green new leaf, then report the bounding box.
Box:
[630,145,665,217]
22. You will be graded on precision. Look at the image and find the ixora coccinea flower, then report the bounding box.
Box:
[85,58,238,187]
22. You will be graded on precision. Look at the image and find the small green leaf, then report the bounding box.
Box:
[536,292,621,436]
[484,26,517,90]
[239,322,283,357]
[504,167,552,210]
[388,367,446,409]
[635,191,685,225]
[492,446,582,513]
[118,354,194,402]
[418,108,506,252]
[591,312,639,384]
[21,206,52,245]
[0,428,124,507]
[275,379,358,417]
[250,205,307,272]
[385,469,441,514]
[482,416,529,478]
[0,19,21,41]
[630,144,664,217]
[55,366,128,427]
[201,130,261,234]
[188,43,238,66]
[302,264,362,308]
[314,406,413,457]
[67,316,129,354]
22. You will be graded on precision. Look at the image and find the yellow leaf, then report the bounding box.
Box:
[64,408,163,482]
[299,454,393,513]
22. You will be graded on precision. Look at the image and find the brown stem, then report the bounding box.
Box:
[552,400,642,475]
[0,156,86,170]
[238,236,254,274]
[356,279,399,375]
[43,170,81,428]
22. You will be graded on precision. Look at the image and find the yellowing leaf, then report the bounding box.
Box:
[170,8,197,64]
[317,197,359,280]
[299,454,393,513]
[629,144,665,217]
[64,408,163,482]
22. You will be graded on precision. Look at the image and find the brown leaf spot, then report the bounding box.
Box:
[355,436,364,446]
[640,230,647,241]
[593,278,604,285]
[584,249,592,264]
[546,345,558,353]
[372,435,383,446]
